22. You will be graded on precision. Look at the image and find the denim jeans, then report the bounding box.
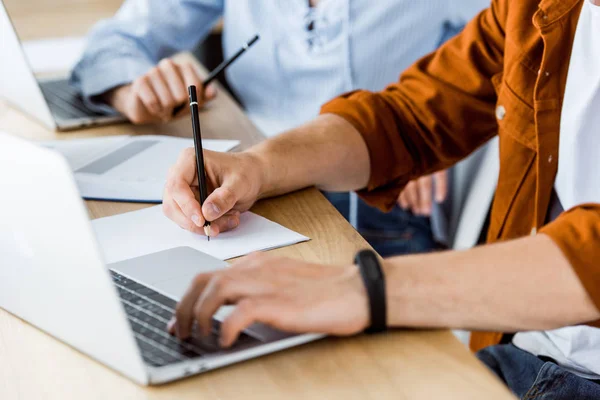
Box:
[477,344,600,399]
[323,192,437,257]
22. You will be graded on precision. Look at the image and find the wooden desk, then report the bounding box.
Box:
[0,2,514,399]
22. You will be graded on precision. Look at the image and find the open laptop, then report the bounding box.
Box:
[0,0,126,130]
[0,133,322,385]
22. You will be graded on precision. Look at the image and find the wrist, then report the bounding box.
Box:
[103,84,129,111]
[344,264,371,334]
[245,149,275,200]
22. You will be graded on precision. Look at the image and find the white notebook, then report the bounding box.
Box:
[92,205,310,263]
[41,135,239,202]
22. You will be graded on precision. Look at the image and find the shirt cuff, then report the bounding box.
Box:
[70,53,154,114]
[320,92,415,212]
[540,203,600,312]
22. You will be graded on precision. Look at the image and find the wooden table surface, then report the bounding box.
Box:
[0,1,514,399]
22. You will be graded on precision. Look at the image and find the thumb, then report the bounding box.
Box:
[203,184,239,221]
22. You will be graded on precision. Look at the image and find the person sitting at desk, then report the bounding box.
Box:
[70,0,489,257]
[162,0,600,398]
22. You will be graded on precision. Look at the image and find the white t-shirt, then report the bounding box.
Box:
[512,0,600,380]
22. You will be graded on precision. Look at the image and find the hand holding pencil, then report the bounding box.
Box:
[104,58,216,125]
[106,34,259,124]
[162,143,263,239]
[162,85,263,238]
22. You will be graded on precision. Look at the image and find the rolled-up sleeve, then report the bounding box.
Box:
[321,0,508,211]
[70,0,224,112]
[540,204,600,311]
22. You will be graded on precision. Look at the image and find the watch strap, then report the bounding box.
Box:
[354,249,387,334]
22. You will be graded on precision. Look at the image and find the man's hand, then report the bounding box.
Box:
[163,114,372,237]
[163,148,265,237]
[104,58,217,124]
[167,253,369,347]
[397,170,448,216]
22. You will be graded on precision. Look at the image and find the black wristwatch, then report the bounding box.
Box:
[354,249,387,334]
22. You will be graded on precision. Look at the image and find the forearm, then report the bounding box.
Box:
[384,234,600,332]
[248,114,371,198]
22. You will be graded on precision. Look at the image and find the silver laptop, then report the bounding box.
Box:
[0,133,322,385]
[0,0,126,131]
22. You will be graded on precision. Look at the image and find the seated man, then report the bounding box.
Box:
[162,0,600,397]
[71,0,489,256]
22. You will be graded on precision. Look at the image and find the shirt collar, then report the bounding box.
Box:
[535,0,582,27]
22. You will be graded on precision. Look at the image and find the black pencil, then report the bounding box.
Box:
[173,34,260,116]
[188,85,211,241]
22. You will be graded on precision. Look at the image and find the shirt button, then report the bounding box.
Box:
[496,105,506,121]
[538,69,550,77]
[531,227,537,236]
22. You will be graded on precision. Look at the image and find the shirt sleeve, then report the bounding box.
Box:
[540,204,600,311]
[70,0,224,113]
[320,0,507,211]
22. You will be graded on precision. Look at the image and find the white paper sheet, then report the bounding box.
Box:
[92,205,310,263]
[22,36,86,74]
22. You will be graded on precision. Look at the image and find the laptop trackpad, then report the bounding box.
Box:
[108,246,228,300]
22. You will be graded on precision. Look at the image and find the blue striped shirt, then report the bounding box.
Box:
[71,0,489,137]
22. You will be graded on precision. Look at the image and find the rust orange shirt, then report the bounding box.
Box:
[321,0,600,351]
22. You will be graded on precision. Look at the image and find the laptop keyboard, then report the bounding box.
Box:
[110,270,259,368]
[39,79,104,120]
